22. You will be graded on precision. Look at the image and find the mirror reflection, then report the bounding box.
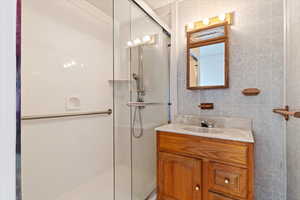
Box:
[187,23,229,90]
[189,42,225,87]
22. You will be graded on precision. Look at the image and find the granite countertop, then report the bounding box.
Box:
[155,123,254,143]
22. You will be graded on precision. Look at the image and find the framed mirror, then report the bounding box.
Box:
[187,22,229,90]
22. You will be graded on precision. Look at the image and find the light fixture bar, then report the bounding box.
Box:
[126,34,156,48]
[186,12,234,32]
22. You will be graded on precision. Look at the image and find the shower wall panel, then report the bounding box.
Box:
[21,0,114,200]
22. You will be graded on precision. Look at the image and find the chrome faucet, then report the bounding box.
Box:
[201,120,215,128]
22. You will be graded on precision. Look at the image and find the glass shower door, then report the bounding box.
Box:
[129,4,170,200]
[113,1,170,199]
[21,0,114,200]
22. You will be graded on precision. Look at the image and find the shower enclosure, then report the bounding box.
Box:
[114,1,170,199]
[19,0,170,200]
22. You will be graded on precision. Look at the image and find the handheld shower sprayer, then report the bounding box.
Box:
[132,46,145,138]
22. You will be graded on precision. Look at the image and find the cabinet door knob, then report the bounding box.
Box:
[224,178,230,184]
[195,185,200,191]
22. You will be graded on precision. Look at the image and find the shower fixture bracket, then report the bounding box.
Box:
[273,105,300,121]
[127,102,163,107]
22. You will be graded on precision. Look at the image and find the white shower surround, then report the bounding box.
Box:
[21,0,114,199]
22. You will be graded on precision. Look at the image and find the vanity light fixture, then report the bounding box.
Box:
[126,34,156,48]
[218,13,226,21]
[143,35,151,42]
[127,41,133,47]
[203,18,210,25]
[186,12,234,32]
[133,38,142,45]
[187,22,195,29]
[63,60,77,68]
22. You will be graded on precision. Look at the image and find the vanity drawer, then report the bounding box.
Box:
[158,132,248,165]
[208,192,235,200]
[208,162,247,198]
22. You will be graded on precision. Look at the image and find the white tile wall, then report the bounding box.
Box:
[21,1,114,199]
[175,0,286,199]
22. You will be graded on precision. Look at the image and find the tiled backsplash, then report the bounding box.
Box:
[176,0,286,199]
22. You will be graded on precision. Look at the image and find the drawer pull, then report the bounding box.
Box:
[195,185,201,191]
[224,178,230,184]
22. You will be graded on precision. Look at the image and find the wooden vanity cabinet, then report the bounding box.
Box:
[158,153,202,200]
[157,131,254,200]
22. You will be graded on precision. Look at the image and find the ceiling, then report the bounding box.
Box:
[84,0,176,19]
[85,0,113,16]
[143,0,175,9]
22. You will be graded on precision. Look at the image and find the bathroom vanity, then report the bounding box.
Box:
[155,116,254,200]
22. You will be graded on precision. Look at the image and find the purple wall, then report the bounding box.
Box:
[17,0,21,57]
[16,0,21,153]
[16,1,22,199]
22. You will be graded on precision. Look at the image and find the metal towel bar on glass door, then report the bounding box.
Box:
[21,109,112,120]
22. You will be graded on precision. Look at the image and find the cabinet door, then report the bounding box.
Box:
[208,162,247,198]
[158,152,202,200]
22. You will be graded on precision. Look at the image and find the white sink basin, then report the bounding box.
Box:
[182,126,223,134]
[155,123,254,143]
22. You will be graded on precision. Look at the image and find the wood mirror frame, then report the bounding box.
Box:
[187,22,229,90]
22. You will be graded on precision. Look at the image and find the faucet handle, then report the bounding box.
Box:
[207,122,214,128]
[200,120,215,128]
[207,120,215,128]
[200,120,208,128]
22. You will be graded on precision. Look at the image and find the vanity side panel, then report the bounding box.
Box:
[247,143,254,200]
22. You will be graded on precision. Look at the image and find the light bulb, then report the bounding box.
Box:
[203,18,210,25]
[219,13,226,21]
[133,38,141,45]
[127,41,133,47]
[143,35,151,42]
[187,23,194,29]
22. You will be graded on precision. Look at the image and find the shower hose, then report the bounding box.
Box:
[132,106,143,138]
